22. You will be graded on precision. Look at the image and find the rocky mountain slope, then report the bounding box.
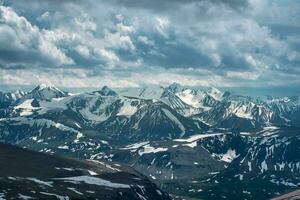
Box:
[270,189,300,200]
[0,143,171,200]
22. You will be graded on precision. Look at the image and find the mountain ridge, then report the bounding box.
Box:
[0,82,299,200]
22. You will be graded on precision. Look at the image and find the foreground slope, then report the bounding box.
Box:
[0,144,171,200]
[270,189,300,200]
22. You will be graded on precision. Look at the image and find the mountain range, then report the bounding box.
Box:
[0,82,299,200]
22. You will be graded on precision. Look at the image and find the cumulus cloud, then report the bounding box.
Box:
[0,0,299,89]
[75,45,90,58]
[0,6,74,67]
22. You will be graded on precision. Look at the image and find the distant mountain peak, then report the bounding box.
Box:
[207,86,223,101]
[38,83,51,88]
[98,86,118,96]
[162,82,186,96]
[167,82,184,91]
[207,86,221,94]
[168,82,182,88]
[19,84,68,101]
[32,83,63,92]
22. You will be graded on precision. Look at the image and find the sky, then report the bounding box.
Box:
[0,0,299,90]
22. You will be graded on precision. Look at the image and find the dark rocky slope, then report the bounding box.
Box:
[0,144,172,200]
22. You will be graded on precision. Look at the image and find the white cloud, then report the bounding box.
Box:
[75,45,90,58]
[74,16,97,32]
[0,25,23,50]
[116,14,124,21]
[37,11,50,22]
[0,6,39,49]
[137,36,154,46]
[226,71,260,80]
[244,54,258,68]
[116,22,135,33]
[155,16,170,37]
[104,30,135,51]
[39,38,74,65]
[0,0,299,88]
[0,6,73,65]
[94,48,120,67]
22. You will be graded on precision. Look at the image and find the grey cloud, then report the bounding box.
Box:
[0,62,26,70]
[0,5,74,69]
[107,0,248,11]
[0,0,299,88]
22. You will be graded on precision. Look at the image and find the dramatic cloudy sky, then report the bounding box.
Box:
[0,0,299,88]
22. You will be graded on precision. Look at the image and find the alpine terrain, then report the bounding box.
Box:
[0,83,299,200]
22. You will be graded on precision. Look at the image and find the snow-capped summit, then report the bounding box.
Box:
[18,84,68,102]
[162,82,186,96]
[34,83,54,90]
[32,83,60,91]
[175,89,206,108]
[33,84,67,97]
[97,86,118,96]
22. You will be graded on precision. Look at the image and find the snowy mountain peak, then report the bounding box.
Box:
[207,87,221,95]
[161,82,186,98]
[207,87,223,101]
[168,82,182,88]
[32,83,65,94]
[37,83,51,89]
[98,86,118,96]
[166,82,184,92]
[34,83,55,90]
[20,84,68,102]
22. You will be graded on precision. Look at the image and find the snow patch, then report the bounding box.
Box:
[56,176,130,188]
[117,100,138,116]
[182,141,198,148]
[233,104,253,119]
[174,133,223,143]
[122,141,149,152]
[162,108,185,137]
[175,89,201,108]
[68,187,83,195]
[138,144,168,156]
[87,170,98,176]
[14,99,38,116]
[260,160,268,173]
[220,149,238,163]
[58,145,69,150]
[26,178,53,187]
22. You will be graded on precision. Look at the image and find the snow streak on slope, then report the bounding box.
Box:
[56,176,130,188]
[162,108,185,137]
